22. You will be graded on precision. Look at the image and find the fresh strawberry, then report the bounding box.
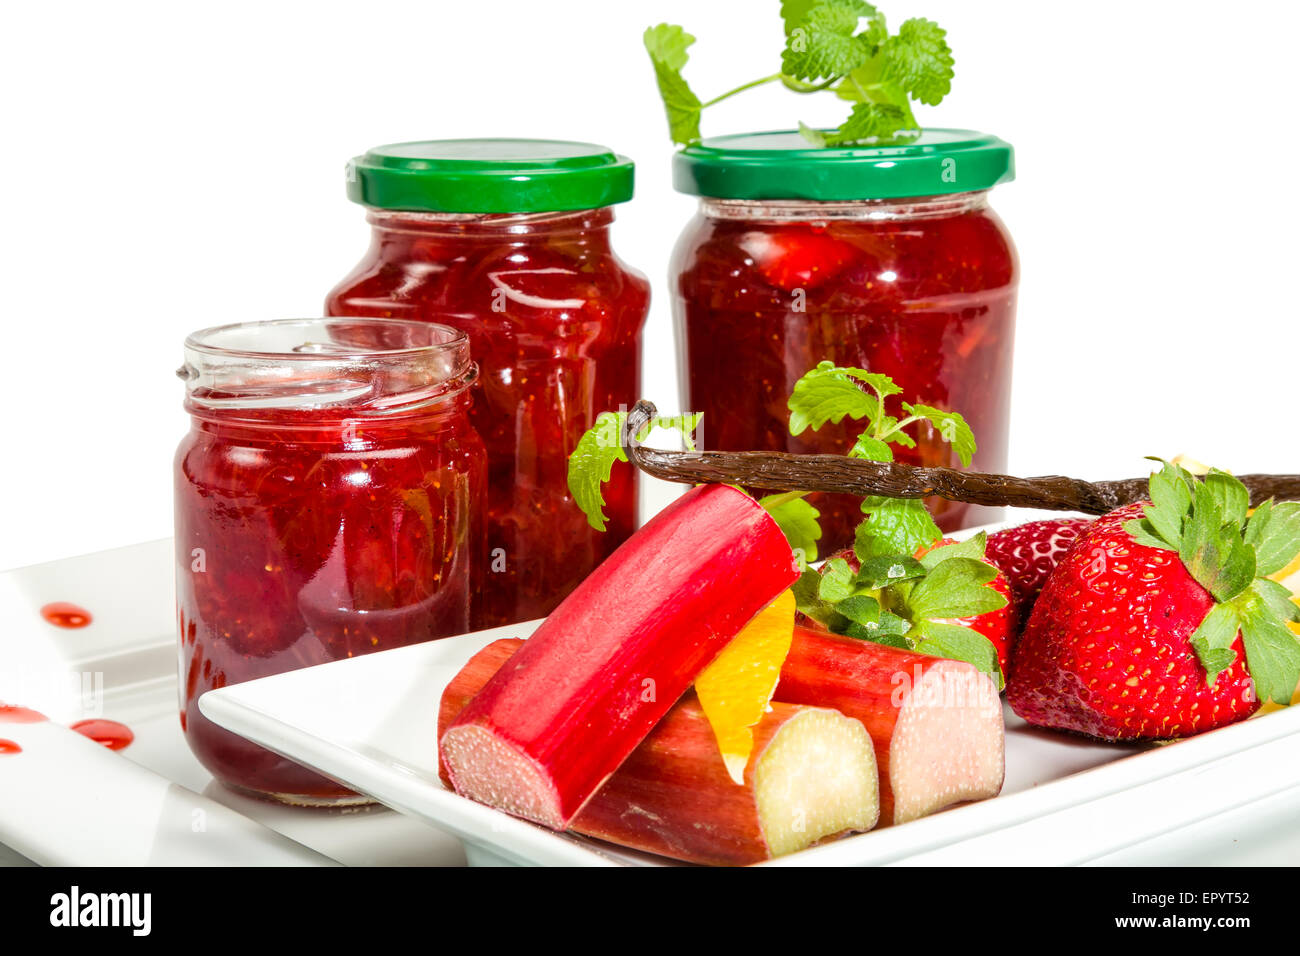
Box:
[1007,462,1300,741]
[740,228,859,293]
[984,517,1092,623]
[917,538,1016,681]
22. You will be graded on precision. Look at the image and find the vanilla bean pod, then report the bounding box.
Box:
[623,400,1300,514]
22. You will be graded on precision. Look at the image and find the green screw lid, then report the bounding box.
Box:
[673,129,1014,201]
[346,139,636,214]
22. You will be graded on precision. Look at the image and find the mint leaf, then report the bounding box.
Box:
[855,497,941,559]
[874,415,916,448]
[1203,469,1250,529]
[788,361,887,435]
[902,403,976,467]
[568,410,700,531]
[913,621,1003,689]
[904,556,1005,620]
[821,101,907,145]
[761,494,822,564]
[843,610,910,645]
[848,433,894,461]
[854,554,926,589]
[879,17,953,106]
[1249,501,1300,577]
[780,0,820,34]
[918,531,987,570]
[567,412,627,532]
[817,557,858,603]
[782,0,876,82]
[836,594,882,626]
[643,24,702,145]
[1189,602,1242,686]
[792,568,840,627]
[1238,594,1300,705]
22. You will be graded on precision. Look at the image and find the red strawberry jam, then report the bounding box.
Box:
[175,319,485,803]
[672,130,1018,550]
[327,140,650,627]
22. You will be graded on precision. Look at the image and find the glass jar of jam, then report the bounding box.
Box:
[175,318,486,804]
[327,140,650,629]
[672,130,1018,550]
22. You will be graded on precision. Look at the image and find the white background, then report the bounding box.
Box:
[2,0,1297,571]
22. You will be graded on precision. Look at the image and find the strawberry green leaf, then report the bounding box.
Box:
[913,621,1003,689]
[904,556,1006,620]
[760,494,822,564]
[1203,469,1250,529]
[918,531,987,570]
[787,362,882,435]
[782,0,876,82]
[1250,577,1300,624]
[855,497,941,559]
[1140,459,1193,550]
[1243,498,1274,550]
[879,17,954,106]
[1189,602,1242,686]
[902,403,976,467]
[1123,517,1174,552]
[1180,481,1256,603]
[1238,594,1300,706]
[1248,500,1300,577]
[643,24,703,145]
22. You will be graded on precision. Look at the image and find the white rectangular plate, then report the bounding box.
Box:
[200,609,1300,866]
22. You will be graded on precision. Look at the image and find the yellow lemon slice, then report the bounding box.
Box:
[695,589,797,785]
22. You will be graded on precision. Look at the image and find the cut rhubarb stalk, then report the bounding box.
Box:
[440,484,800,830]
[777,626,1005,826]
[440,639,879,865]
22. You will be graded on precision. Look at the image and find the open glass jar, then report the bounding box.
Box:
[327,139,650,628]
[174,318,485,804]
[672,130,1018,550]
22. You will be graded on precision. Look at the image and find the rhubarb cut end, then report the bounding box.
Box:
[889,661,1005,826]
[753,707,879,858]
[440,725,568,831]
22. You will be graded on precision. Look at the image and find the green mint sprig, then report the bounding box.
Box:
[788,361,976,556]
[791,530,1006,687]
[568,411,702,532]
[567,414,823,564]
[644,1,954,148]
[1124,459,1300,702]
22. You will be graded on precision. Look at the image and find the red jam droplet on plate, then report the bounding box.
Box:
[70,719,134,751]
[0,739,21,755]
[40,602,93,629]
[0,704,48,723]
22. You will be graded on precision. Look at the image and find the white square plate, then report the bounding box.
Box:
[199,601,1300,866]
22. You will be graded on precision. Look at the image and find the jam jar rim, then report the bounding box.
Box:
[179,317,477,418]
